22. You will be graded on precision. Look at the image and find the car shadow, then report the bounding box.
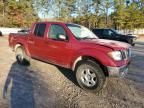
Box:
[56,66,79,87]
[3,62,35,108]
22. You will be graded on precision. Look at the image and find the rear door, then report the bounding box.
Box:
[28,23,47,59]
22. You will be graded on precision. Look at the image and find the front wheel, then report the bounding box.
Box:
[15,46,30,65]
[75,61,106,93]
[128,39,135,46]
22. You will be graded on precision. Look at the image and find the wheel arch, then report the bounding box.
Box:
[72,55,109,77]
[14,43,30,56]
[14,43,23,51]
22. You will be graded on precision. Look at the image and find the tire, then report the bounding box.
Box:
[131,43,135,46]
[75,60,106,93]
[15,46,30,65]
[128,39,134,46]
[0,31,2,36]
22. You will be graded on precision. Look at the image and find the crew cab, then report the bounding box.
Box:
[92,28,137,46]
[9,22,131,92]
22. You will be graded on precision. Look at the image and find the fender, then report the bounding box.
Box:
[14,42,31,57]
[71,48,116,71]
[72,56,82,71]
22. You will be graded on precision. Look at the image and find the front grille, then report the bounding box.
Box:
[121,48,131,60]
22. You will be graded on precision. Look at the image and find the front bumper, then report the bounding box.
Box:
[132,37,137,45]
[107,65,129,77]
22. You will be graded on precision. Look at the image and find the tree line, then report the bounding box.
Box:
[35,0,144,30]
[0,0,144,30]
[0,0,39,27]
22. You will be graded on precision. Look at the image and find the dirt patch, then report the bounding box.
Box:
[137,35,144,41]
[0,37,144,108]
[24,59,144,108]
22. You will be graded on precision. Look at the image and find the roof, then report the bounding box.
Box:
[34,21,67,24]
[92,28,112,30]
[34,21,81,26]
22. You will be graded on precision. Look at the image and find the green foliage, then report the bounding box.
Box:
[72,0,144,29]
[111,0,144,29]
[0,0,144,29]
[0,0,39,27]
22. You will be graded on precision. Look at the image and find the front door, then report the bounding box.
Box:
[44,24,72,67]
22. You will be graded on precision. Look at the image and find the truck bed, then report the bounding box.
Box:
[9,33,29,50]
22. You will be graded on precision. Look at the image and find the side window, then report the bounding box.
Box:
[34,23,46,37]
[103,30,113,37]
[49,24,67,40]
[96,30,103,38]
[34,24,39,36]
[93,30,101,35]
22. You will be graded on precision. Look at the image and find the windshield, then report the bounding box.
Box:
[66,24,98,39]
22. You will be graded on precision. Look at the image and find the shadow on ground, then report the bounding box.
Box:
[56,66,79,86]
[3,62,35,108]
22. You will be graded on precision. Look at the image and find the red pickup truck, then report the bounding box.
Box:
[9,22,131,92]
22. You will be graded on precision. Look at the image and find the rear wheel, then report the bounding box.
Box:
[75,60,106,93]
[15,46,29,65]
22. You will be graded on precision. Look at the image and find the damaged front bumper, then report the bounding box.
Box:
[107,65,129,77]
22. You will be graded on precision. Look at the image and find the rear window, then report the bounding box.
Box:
[34,23,46,37]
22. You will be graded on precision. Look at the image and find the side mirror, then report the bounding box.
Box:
[58,34,66,40]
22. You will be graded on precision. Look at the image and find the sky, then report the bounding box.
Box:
[38,0,140,19]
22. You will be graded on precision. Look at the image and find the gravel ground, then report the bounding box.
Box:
[0,37,144,108]
[137,36,144,41]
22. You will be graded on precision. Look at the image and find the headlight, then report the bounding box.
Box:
[108,51,122,61]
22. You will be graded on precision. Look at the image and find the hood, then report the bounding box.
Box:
[118,34,137,38]
[127,35,137,38]
[80,39,130,50]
